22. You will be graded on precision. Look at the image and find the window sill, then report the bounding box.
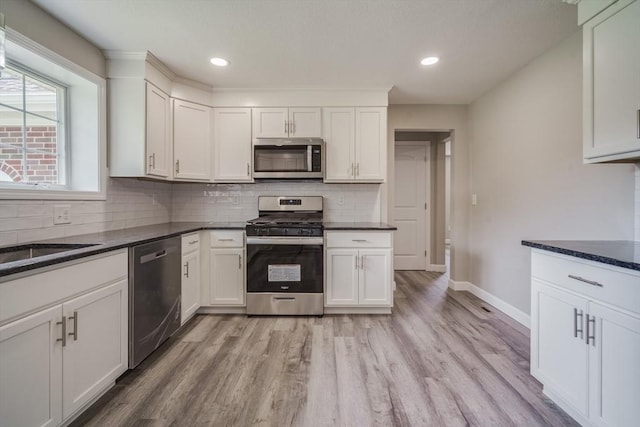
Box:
[0,187,106,201]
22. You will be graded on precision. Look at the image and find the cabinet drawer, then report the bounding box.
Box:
[325,232,392,248]
[532,251,640,315]
[181,232,200,253]
[210,230,244,248]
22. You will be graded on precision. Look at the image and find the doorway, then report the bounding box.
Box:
[393,131,450,272]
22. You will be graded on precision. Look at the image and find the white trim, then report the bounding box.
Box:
[324,306,391,315]
[197,306,246,315]
[427,264,446,273]
[448,279,530,328]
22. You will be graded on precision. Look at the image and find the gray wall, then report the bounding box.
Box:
[468,30,636,315]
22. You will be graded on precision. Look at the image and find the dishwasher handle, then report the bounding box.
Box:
[140,249,168,264]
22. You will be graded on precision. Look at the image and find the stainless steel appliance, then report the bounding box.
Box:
[253,138,324,179]
[129,236,181,368]
[246,196,324,315]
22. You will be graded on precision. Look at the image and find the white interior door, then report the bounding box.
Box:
[393,145,428,270]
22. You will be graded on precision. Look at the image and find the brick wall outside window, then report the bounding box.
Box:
[0,125,58,183]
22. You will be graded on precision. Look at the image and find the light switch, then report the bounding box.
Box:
[53,205,71,225]
[471,194,477,206]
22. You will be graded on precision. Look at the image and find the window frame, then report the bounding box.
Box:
[0,60,69,189]
[0,28,106,201]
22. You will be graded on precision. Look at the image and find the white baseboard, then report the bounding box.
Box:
[448,279,530,329]
[198,306,246,314]
[324,307,391,315]
[427,264,446,273]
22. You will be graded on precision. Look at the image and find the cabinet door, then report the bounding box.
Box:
[210,248,245,305]
[584,0,640,162]
[531,280,589,417]
[213,108,252,182]
[588,302,640,427]
[359,249,392,306]
[181,250,201,324]
[325,249,359,305]
[146,82,171,177]
[288,107,322,137]
[355,107,386,181]
[252,108,289,138]
[62,280,128,419]
[0,306,63,427]
[323,107,355,182]
[173,99,211,181]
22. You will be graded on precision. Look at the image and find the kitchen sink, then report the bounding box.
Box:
[0,243,99,264]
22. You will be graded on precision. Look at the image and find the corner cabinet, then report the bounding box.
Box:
[323,107,387,182]
[583,0,640,163]
[181,233,201,324]
[213,108,253,182]
[0,250,128,427]
[252,107,322,138]
[325,231,393,313]
[173,99,211,181]
[530,250,640,427]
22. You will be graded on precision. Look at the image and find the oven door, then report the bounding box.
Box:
[246,237,323,293]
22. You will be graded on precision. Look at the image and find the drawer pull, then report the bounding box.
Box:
[188,240,198,245]
[568,274,603,288]
[218,238,235,242]
[352,239,369,243]
[68,311,78,341]
[57,316,67,347]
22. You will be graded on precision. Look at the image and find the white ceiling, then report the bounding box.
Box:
[31,0,577,104]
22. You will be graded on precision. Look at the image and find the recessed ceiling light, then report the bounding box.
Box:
[420,56,439,66]
[210,57,229,67]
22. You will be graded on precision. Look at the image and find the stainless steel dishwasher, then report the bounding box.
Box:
[129,236,181,368]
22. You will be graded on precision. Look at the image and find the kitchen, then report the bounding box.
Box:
[0,0,638,426]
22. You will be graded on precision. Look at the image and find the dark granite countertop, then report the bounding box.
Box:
[522,240,640,272]
[0,222,245,279]
[323,222,397,231]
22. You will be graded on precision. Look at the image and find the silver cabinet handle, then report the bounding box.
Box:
[175,159,180,174]
[184,262,189,278]
[356,163,360,176]
[352,239,368,243]
[574,308,584,339]
[355,255,358,270]
[149,154,154,168]
[290,120,295,135]
[247,162,250,176]
[152,153,156,169]
[68,311,78,341]
[361,256,365,270]
[238,254,242,269]
[218,238,234,242]
[189,240,198,245]
[568,275,603,288]
[637,109,639,139]
[57,316,67,347]
[285,121,288,134]
[586,315,596,346]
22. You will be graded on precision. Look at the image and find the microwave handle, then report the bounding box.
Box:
[307,145,312,172]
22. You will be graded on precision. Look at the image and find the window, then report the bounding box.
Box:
[0,31,106,200]
[0,64,67,186]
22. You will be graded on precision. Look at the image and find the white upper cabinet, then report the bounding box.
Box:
[213,108,253,182]
[583,0,640,163]
[252,107,322,138]
[145,83,171,177]
[173,99,212,181]
[324,107,387,182]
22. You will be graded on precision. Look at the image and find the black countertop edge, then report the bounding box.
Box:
[323,222,397,231]
[521,240,640,272]
[0,222,245,279]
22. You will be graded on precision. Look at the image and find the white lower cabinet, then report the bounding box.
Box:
[325,232,393,310]
[530,250,640,427]
[0,250,128,427]
[181,233,201,324]
[0,306,62,427]
[208,231,245,306]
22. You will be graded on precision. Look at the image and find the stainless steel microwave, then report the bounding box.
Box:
[253,138,325,179]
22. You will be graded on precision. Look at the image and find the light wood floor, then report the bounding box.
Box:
[72,271,577,426]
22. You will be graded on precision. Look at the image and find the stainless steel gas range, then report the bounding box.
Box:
[245,196,324,316]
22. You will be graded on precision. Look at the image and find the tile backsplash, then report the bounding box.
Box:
[0,178,171,246]
[171,182,381,223]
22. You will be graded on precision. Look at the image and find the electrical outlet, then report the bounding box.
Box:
[53,205,71,225]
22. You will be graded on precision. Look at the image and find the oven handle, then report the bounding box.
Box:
[246,237,324,245]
